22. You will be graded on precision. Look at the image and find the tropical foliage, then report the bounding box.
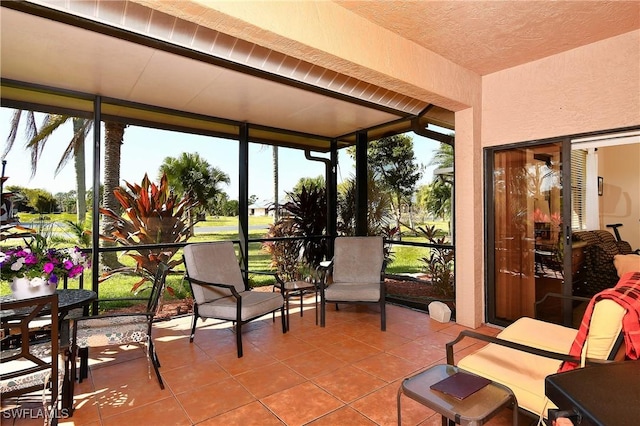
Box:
[419,142,453,222]
[418,224,455,298]
[99,172,197,292]
[263,185,328,280]
[4,110,90,222]
[337,171,393,236]
[158,152,230,214]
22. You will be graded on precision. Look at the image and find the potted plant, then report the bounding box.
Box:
[0,234,90,299]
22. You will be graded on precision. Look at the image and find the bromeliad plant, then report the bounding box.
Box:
[0,234,90,285]
[99,172,198,292]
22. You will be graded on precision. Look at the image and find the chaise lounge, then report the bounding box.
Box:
[445,271,640,420]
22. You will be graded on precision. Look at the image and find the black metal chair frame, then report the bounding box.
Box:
[319,258,387,331]
[70,263,169,399]
[183,272,287,358]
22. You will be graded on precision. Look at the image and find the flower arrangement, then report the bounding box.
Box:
[0,235,90,286]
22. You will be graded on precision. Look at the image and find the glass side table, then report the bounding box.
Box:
[398,364,518,425]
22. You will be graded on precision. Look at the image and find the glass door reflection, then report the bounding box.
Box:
[492,142,564,322]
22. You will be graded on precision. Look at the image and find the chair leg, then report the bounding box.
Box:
[148,341,165,390]
[285,293,290,332]
[236,322,243,358]
[381,299,386,331]
[62,348,73,414]
[79,347,89,381]
[281,306,287,334]
[189,313,198,343]
[299,291,304,317]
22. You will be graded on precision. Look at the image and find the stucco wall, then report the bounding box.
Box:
[482,30,640,146]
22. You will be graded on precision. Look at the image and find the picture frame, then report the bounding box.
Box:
[598,176,604,196]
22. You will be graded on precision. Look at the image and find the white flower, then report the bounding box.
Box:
[10,258,25,271]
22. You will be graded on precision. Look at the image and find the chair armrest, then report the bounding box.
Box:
[445,329,613,367]
[316,260,333,290]
[183,276,242,298]
[245,270,286,286]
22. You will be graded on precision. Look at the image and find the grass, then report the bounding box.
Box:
[1,215,448,311]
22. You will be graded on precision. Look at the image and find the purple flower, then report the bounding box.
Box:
[24,253,38,265]
[49,273,59,285]
[63,260,74,270]
[43,262,55,273]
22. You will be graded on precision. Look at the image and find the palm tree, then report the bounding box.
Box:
[4,110,90,222]
[100,121,127,270]
[425,142,454,224]
[158,152,230,231]
[4,110,127,270]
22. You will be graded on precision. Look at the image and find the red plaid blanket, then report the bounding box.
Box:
[558,271,640,372]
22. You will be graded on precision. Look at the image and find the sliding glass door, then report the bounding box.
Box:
[487,141,571,325]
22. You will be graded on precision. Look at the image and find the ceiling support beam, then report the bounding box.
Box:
[90,96,101,315]
[412,118,455,145]
[238,123,250,289]
[355,131,368,236]
[328,140,338,254]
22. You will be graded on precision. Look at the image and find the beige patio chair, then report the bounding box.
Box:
[319,236,387,330]
[183,242,286,357]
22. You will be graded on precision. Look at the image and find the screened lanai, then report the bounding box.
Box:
[2,0,638,329]
[0,0,456,305]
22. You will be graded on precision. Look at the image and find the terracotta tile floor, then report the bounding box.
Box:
[1,302,533,425]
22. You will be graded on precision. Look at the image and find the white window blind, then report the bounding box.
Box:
[571,149,587,230]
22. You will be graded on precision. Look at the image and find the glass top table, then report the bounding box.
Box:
[0,288,97,321]
[398,364,518,425]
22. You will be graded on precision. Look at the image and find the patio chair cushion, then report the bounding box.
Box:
[457,299,625,416]
[75,315,149,347]
[324,282,380,302]
[332,236,384,284]
[183,241,246,303]
[196,291,284,321]
[613,254,640,277]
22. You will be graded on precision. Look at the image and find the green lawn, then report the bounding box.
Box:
[1,215,447,311]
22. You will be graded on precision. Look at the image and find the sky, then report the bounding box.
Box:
[0,108,445,204]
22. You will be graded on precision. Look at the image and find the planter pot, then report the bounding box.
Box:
[10,277,57,300]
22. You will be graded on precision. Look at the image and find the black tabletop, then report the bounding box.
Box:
[0,288,97,321]
[545,361,640,426]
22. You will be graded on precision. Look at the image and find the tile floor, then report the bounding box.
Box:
[1,302,534,425]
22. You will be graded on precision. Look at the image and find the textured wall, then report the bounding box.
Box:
[482,30,640,146]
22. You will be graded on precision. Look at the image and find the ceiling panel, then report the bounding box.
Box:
[1,5,421,149]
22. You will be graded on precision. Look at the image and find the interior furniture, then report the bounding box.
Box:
[272,275,318,331]
[182,242,286,357]
[1,294,62,422]
[545,360,640,425]
[319,236,387,330]
[398,364,518,425]
[71,263,169,398]
[572,230,633,296]
[1,288,97,412]
[445,291,629,420]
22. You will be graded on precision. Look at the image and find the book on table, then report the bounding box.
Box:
[430,371,492,400]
